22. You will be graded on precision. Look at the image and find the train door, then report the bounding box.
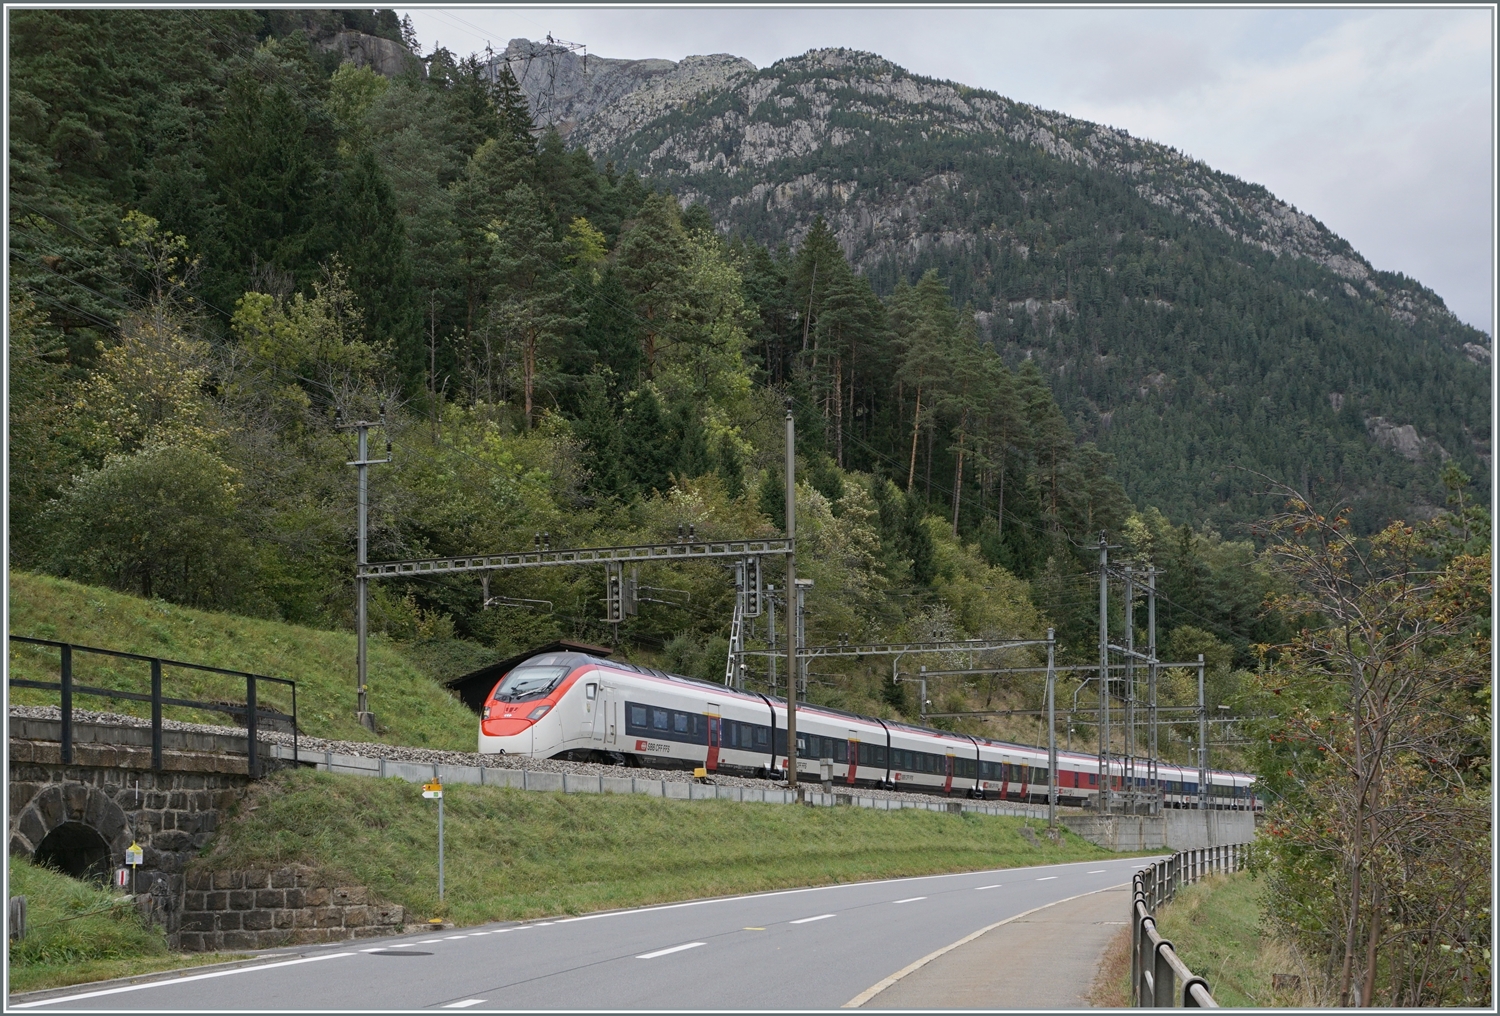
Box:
[582,681,600,742]
[846,731,859,785]
[589,683,607,744]
[705,704,721,772]
[943,753,954,794]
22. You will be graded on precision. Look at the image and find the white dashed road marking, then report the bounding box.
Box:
[1088,870,1107,874]
[892,897,927,904]
[10,953,356,1008]
[443,1000,487,1009]
[790,914,836,924]
[1036,876,1058,881]
[636,942,707,959]
[972,884,1002,890]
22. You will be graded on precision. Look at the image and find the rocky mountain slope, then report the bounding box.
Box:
[507,42,1490,525]
[518,44,1469,341]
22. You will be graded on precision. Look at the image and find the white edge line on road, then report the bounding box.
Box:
[11,952,357,1008]
[789,913,836,924]
[1036,876,1059,881]
[892,896,927,904]
[841,883,1130,1008]
[636,941,707,959]
[546,858,1141,926]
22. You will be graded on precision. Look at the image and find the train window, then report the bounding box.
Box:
[756,727,768,746]
[674,713,688,733]
[834,741,846,763]
[630,705,647,727]
[653,709,669,730]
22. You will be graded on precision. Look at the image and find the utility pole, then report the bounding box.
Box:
[794,578,813,698]
[1046,628,1057,832]
[783,400,798,788]
[1097,533,1110,813]
[1124,566,1135,813]
[1147,565,1159,816]
[918,665,929,724]
[346,409,390,732]
[1197,653,1208,814]
[767,584,778,694]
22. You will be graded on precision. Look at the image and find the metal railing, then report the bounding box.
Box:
[1131,844,1247,1007]
[7,636,297,777]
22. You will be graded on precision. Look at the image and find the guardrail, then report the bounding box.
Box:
[1131,844,1247,1007]
[7,636,297,777]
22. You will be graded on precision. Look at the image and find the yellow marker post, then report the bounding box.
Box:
[422,781,444,902]
[125,841,143,893]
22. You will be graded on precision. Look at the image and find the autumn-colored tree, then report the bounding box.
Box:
[1250,485,1491,1006]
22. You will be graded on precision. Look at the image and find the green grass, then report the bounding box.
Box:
[198,768,1127,927]
[6,857,248,995]
[1112,872,1314,1007]
[7,571,476,750]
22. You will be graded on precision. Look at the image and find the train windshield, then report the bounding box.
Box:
[491,657,576,703]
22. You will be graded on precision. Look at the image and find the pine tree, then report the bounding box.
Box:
[490,63,536,152]
[614,193,691,378]
[486,182,579,428]
[621,388,676,495]
[335,149,420,385]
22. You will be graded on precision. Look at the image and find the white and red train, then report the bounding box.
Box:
[477,650,1260,809]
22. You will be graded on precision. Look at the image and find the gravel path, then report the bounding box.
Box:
[8,705,1003,807]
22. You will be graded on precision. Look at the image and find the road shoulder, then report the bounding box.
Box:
[853,884,1132,1009]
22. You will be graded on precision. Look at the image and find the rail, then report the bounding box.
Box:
[7,636,297,777]
[1131,844,1247,1007]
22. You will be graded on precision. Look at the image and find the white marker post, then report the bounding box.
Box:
[422,780,444,902]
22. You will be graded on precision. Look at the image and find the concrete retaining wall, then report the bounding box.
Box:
[271,744,1053,818]
[1059,808,1255,852]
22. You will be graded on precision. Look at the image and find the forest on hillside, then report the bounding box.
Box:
[7,14,1491,1002]
[594,47,1491,534]
[2,9,1481,740]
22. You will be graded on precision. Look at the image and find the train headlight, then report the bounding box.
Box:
[527,704,553,721]
[482,707,491,720]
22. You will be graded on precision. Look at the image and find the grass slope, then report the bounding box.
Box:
[1100,872,1312,1007]
[200,768,1123,927]
[7,572,475,750]
[6,857,245,994]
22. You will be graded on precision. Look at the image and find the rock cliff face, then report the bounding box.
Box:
[492,39,754,143]
[510,43,1472,341]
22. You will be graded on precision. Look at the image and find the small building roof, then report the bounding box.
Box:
[445,640,614,714]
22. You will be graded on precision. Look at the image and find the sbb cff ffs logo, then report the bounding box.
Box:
[635,739,670,753]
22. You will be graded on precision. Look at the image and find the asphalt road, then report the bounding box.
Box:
[18,858,1159,1011]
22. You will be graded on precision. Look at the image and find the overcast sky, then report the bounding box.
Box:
[401,6,1496,337]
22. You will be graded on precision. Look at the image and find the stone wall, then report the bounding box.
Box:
[8,756,249,937]
[178,865,405,952]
